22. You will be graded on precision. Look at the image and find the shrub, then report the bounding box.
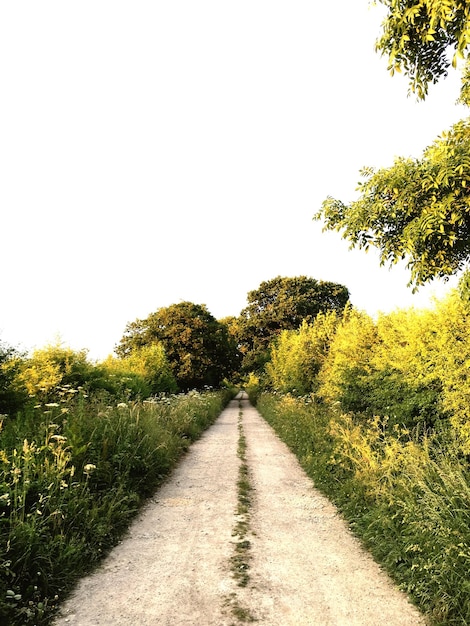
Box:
[15,343,110,403]
[101,342,177,398]
[266,312,338,395]
[317,307,378,410]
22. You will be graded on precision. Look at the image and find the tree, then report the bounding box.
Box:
[426,289,470,452]
[317,307,379,411]
[116,302,239,390]
[315,1,470,289]
[266,312,339,395]
[218,315,244,381]
[375,0,470,100]
[316,119,470,288]
[238,276,350,372]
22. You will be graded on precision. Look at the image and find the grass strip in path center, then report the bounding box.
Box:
[224,394,257,624]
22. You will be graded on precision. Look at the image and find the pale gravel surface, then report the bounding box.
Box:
[54,393,426,626]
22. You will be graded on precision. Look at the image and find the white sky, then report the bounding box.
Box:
[1,1,468,360]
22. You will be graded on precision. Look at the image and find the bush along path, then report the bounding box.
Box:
[53,393,424,625]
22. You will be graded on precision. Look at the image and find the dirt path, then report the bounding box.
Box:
[54,393,425,625]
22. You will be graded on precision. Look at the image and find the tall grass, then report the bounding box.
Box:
[257,392,470,625]
[0,387,234,625]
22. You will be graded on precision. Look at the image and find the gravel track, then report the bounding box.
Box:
[54,393,425,625]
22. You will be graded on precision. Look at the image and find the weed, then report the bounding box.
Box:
[222,593,256,624]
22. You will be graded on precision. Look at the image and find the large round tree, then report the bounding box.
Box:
[116,302,239,390]
[238,276,350,372]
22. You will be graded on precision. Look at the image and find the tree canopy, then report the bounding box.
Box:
[238,276,350,371]
[315,0,470,289]
[316,118,470,288]
[375,0,470,99]
[116,302,239,390]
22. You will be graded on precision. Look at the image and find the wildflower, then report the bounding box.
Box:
[83,463,97,476]
[44,403,59,408]
[49,435,67,443]
[117,402,127,408]
[0,451,10,465]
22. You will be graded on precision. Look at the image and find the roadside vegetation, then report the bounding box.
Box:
[0,280,346,625]
[249,283,470,625]
[302,5,470,618]
[5,264,470,624]
[5,1,470,625]
[0,337,234,625]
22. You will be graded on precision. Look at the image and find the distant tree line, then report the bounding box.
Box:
[0,276,350,413]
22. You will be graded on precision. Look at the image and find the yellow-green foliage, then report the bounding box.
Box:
[329,412,428,501]
[327,408,470,622]
[428,293,470,452]
[307,289,470,448]
[317,306,378,406]
[102,343,177,396]
[373,308,437,384]
[372,293,470,448]
[0,355,27,415]
[258,392,470,623]
[367,307,444,427]
[16,343,91,398]
[244,372,261,405]
[266,311,338,394]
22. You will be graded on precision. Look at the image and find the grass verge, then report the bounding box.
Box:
[0,388,234,625]
[257,392,470,626]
